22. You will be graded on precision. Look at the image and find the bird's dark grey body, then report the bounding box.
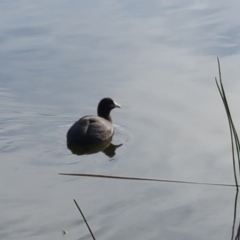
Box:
[66,98,120,147]
[67,115,114,145]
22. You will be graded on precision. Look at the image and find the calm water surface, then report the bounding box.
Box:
[1,1,240,239]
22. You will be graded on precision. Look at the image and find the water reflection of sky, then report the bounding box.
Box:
[0,0,239,98]
[1,1,240,240]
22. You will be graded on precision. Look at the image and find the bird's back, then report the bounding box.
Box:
[67,115,113,146]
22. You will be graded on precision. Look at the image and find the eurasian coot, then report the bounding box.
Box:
[67,98,121,146]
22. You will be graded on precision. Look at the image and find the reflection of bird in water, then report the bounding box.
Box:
[67,98,121,146]
[102,143,122,158]
[67,140,123,158]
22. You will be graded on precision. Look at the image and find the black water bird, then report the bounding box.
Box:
[67,98,121,147]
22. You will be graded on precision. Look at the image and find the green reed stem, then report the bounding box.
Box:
[215,58,239,188]
[59,173,238,187]
[73,199,96,240]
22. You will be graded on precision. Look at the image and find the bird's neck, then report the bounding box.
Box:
[98,111,112,122]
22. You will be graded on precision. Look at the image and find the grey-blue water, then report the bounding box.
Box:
[1,1,240,239]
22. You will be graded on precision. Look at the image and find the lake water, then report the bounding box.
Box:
[1,1,240,239]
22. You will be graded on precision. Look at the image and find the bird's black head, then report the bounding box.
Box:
[97,98,121,122]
